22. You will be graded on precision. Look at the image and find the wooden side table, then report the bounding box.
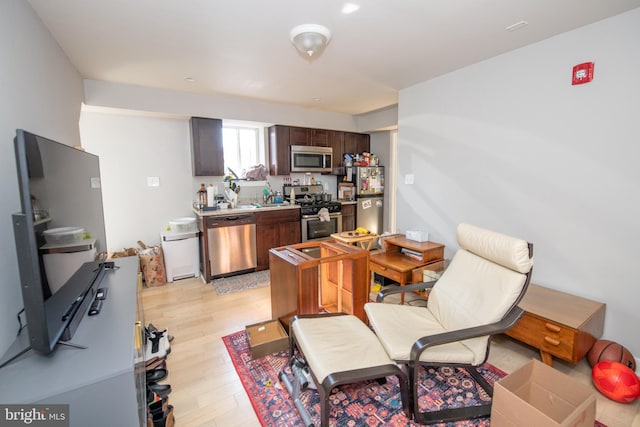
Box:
[505,284,605,366]
[370,237,444,304]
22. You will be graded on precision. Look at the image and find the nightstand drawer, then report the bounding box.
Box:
[507,312,576,362]
[370,262,407,283]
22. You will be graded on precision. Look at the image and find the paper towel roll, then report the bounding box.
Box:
[207,185,215,207]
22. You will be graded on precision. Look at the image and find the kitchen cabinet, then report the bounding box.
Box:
[290,127,310,146]
[256,209,301,270]
[190,117,224,176]
[268,125,370,176]
[310,129,329,146]
[341,203,356,231]
[268,125,291,176]
[344,132,370,155]
[328,130,344,171]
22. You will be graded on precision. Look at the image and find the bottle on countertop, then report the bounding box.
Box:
[197,184,207,208]
[290,187,296,203]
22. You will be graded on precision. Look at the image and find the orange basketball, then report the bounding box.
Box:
[592,361,640,403]
[587,340,636,371]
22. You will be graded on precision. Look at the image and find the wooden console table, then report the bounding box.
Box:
[506,284,605,366]
[269,241,370,331]
[370,236,444,304]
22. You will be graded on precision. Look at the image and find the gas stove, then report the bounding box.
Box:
[296,200,342,216]
[283,184,342,216]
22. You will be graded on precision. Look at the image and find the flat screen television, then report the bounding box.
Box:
[9,129,109,357]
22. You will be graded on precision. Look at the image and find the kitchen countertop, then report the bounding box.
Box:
[193,203,300,217]
[338,200,356,204]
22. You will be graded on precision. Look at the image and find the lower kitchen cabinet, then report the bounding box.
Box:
[341,203,356,231]
[256,209,301,271]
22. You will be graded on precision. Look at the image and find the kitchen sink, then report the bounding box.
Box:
[255,203,288,208]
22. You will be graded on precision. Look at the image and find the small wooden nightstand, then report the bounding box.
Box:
[370,236,445,304]
[506,284,605,366]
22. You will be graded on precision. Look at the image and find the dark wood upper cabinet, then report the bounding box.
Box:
[344,132,370,155]
[289,127,310,146]
[310,129,329,146]
[328,130,344,171]
[190,117,224,176]
[269,125,291,176]
[268,125,370,175]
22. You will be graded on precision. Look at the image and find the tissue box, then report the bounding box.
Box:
[405,230,429,242]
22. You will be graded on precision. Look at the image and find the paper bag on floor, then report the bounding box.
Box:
[138,241,166,286]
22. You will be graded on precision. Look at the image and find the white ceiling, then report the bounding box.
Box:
[28,0,640,116]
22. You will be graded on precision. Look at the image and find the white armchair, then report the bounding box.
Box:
[365,223,534,424]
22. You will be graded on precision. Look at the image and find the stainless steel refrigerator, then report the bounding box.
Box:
[348,166,384,235]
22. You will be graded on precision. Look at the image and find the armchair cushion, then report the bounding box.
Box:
[365,303,477,364]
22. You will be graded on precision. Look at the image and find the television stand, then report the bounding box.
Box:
[0,257,145,427]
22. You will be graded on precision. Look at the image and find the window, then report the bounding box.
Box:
[222,125,264,176]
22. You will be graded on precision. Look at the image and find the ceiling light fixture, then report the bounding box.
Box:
[289,24,331,59]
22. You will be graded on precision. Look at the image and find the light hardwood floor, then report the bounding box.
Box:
[141,276,639,427]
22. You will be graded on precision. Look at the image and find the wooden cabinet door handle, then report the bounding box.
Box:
[544,336,560,346]
[545,323,561,333]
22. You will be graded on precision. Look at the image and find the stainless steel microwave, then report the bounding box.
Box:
[290,145,333,173]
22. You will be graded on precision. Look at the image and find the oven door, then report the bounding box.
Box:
[302,214,342,241]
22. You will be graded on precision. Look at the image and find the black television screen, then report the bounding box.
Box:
[11,129,108,355]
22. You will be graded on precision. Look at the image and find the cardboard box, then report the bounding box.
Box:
[246,320,289,360]
[491,359,596,427]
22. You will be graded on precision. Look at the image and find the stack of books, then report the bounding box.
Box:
[400,247,424,262]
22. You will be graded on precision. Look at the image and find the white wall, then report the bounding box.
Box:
[397,9,640,358]
[0,1,84,357]
[79,113,195,250]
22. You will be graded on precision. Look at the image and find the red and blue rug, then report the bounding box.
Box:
[223,330,605,426]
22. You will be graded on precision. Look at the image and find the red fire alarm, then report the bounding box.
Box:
[572,62,594,85]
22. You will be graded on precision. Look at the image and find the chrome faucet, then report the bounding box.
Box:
[263,182,274,203]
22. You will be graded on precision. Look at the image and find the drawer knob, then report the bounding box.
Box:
[544,336,561,346]
[545,323,561,333]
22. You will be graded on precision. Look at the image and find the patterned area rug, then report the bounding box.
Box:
[223,330,605,427]
[212,270,270,295]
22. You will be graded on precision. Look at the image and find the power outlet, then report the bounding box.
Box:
[405,174,414,185]
[147,176,160,187]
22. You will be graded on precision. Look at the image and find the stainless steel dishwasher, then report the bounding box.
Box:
[207,214,257,277]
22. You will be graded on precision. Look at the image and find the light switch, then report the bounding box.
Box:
[405,174,414,185]
[90,177,101,189]
[147,176,160,187]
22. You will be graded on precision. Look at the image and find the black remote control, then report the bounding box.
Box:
[88,298,103,316]
[96,287,107,300]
